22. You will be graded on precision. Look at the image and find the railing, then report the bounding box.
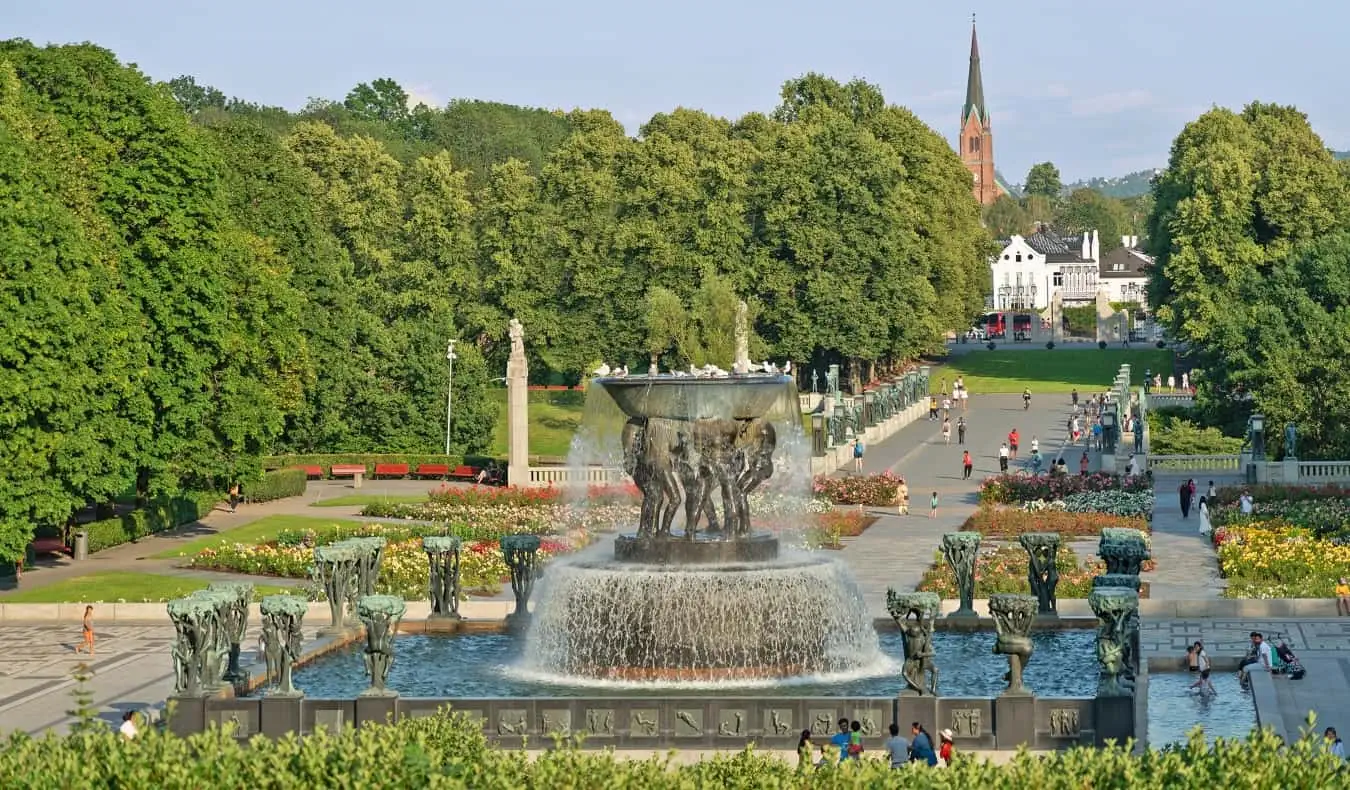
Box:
[1147,393,1195,409]
[527,466,626,485]
[1298,461,1350,483]
[1146,454,1241,472]
[799,393,823,412]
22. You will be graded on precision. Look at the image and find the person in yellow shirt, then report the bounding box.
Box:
[1336,577,1350,616]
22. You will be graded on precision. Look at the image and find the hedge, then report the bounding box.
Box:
[262,453,502,476]
[83,492,219,554]
[1,711,1345,788]
[247,468,306,503]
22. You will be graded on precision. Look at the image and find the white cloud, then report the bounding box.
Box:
[405,84,442,109]
[1070,89,1154,117]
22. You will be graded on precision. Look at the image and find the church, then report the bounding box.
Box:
[959,18,1013,205]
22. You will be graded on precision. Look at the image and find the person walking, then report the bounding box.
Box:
[896,478,910,516]
[1182,372,1190,392]
[797,729,815,772]
[942,418,951,444]
[909,723,938,766]
[1325,727,1346,759]
[1079,451,1090,476]
[1091,421,1103,451]
[1008,429,1020,460]
[1179,478,1196,519]
[959,385,969,412]
[1336,577,1350,616]
[929,491,939,519]
[938,729,955,767]
[228,482,242,513]
[853,437,865,473]
[120,710,139,739]
[1198,496,1212,536]
[962,450,973,480]
[1029,448,1043,475]
[1167,374,1176,391]
[1071,388,1079,407]
[75,605,95,656]
[1030,436,1039,455]
[884,723,909,769]
[928,395,939,421]
[998,443,1010,473]
[956,417,967,445]
[1187,641,1216,696]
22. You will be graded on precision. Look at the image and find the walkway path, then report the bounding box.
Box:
[832,392,1103,619]
[1140,472,1243,600]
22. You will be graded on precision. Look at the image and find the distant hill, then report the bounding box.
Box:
[1335,150,1349,160]
[1061,169,1159,199]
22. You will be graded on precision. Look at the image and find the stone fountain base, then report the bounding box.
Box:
[613,532,779,564]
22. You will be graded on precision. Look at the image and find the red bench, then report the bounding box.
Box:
[295,465,323,479]
[448,465,481,481]
[373,463,410,479]
[330,464,367,479]
[416,464,450,479]
[29,537,70,558]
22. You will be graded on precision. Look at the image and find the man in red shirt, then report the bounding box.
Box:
[1008,429,1020,460]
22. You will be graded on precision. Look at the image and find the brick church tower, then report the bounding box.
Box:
[960,18,1002,205]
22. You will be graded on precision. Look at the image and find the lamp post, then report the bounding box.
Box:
[444,339,458,455]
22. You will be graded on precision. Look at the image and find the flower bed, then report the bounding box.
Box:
[916,545,1142,599]
[979,472,1149,505]
[1214,522,1350,598]
[802,510,876,549]
[189,528,577,598]
[1211,497,1350,538]
[1210,484,1350,508]
[813,472,902,506]
[963,508,1150,537]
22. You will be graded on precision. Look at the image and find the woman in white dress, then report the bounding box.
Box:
[1198,495,1212,536]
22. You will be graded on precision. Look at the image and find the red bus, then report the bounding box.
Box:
[975,312,1007,339]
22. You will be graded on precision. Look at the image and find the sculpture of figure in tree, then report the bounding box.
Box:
[941,532,982,618]
[1018,533,1061,615]
[357,594,407,696]
[886,590,940,696]
[260,594,307,697]
[989,594,1038,695]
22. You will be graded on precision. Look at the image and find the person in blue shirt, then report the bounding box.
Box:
[829,718,851,764]
[909,722,938,766]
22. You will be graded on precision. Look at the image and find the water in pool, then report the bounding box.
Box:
[287,629,1097,698]
[1146,671,1256,747]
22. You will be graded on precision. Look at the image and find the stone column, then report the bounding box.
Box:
[423,536,463,621]
[506,318,530,488]
[941,532,981,618]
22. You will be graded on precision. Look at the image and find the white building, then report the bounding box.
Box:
[990,228,1152,310]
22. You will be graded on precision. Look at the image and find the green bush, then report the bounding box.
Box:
[261,453,501,476]
[1147,408,1243,455]
[247,468,307,503]
[83,492,219,554]
[0,712,1346,788]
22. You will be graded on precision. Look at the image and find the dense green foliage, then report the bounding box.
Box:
[1,42,992,559]
[246,469,307,503]
[83,493,220,554]
[1146,407,1244,456]
[2,712,1347,789]
[1147,102,1350,458]
[983,175,1149,246]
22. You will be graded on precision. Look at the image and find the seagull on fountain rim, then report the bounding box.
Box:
[592,362,611,377]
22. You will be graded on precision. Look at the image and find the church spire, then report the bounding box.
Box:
[963,14,988,126]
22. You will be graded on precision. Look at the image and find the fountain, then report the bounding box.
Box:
[518,372,886,683]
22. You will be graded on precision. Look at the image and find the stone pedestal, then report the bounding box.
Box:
[1093,695,1135,746]
[1099,452,1117,473]
[994,694,1036,749]
[167,695,206,737]
[896,693,938,734]
[261,696,303,737]
[506,319,530,487]
[1282,458,1299,484]
[356,695,398,728]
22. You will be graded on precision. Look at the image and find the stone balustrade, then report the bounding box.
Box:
[527,466,626,485]
[1144,454,1241,472]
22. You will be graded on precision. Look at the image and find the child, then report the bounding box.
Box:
[75,605,95,656]
[929,491,939,519]
[896,478,910,515]
[961,450,973,480]
[942,418,951,444]
[848,720,864,760]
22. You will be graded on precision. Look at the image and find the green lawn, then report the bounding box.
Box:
[487,388,586,459]
[931,349,1174,394]
[151,514,364,559]
[309,493,431,508]
[0,572,296,603]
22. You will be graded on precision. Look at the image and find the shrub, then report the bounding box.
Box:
[84,492,219,553]
[247,468,306,503]
[813,472,901,506]
[261,453,501,477]
[1156,340,1166,348]
[962,508,1149,537]
[1045,341,1055,350]
[1098,340,1108,350]
[986,341,996,350]
[979,473,1149,504]
[1146,409,1243,455]
[1,711,1347,786]
[1061,490,1155,517]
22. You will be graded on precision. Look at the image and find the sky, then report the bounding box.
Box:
[9,0,1349,182]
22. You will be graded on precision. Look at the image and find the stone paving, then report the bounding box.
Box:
[832,392,1103,619]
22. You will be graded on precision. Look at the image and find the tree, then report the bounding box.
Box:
[344,78,411,123]
[1056,188,1126,253]
[983,194,1031,237]
[168,75,226,114]
[1147,101,1350,456]
[1024,162,1062,199]
[643,286,689,373]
